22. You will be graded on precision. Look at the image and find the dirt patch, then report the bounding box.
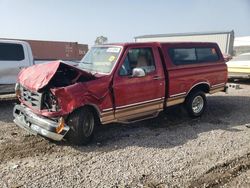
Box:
[0,82,250,187]
[0,136,57,163]
[129,174,166,188]
[189,153,250,188]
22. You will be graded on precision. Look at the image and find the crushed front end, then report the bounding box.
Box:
[13,61,96,141]
[13,104,69,141]
[13,84,70,141]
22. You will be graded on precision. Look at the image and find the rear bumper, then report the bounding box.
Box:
[13,104,69,141]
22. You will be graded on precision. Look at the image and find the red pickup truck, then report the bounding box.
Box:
[13,42,227,145]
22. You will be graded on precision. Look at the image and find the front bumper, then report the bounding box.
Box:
[13,104,70,141]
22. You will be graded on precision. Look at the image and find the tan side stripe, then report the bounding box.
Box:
[100,99,164,124]
[166,98,185,107]
[209,86,225,94]
[100,110,115,123]
[115,102,163,119]
[116,98,164,110]
[102,108,113,112]
[211,83,226,88]
[117,99,163,110]
[117,110,161,123]
[170,92,186,98]
[101,111,114,116]
[168,95,186,101]
[101,114,115,123]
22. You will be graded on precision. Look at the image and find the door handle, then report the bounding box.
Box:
[153,76,162,80]
[19,66,25,69]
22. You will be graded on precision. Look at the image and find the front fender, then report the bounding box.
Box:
[51,84,108,116]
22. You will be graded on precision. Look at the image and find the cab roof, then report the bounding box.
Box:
[101,42,219,48]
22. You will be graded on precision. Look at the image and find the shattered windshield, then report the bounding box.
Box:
[79,46,122,74]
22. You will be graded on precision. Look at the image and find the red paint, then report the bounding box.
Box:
[18,60,94,92]
[17,42,228,120]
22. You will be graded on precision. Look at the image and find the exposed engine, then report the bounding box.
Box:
[17,62,96,112]
[45,63,94,89]
[42,91,60,112]
[19,85,59,112]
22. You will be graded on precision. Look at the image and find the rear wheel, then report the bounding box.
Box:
[185,90,207,118]
[66,107,95,145]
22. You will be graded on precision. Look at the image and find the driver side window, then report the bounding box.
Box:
[119,47,156,76]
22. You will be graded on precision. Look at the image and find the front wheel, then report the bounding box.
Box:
[66,107,96,145]
[185,90,207,118]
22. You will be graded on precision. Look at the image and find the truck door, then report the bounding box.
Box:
[113,46,165,121]
[0,42,29,93]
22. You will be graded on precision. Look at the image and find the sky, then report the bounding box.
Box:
[0,0,249,45]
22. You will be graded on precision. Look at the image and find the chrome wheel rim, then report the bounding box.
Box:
[192,96,204,114]
[82,113,94,137]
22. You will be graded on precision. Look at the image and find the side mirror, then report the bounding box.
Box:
[223,54,232,62]
[132,68,146,77]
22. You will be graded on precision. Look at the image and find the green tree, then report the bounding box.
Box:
[95,36,108,45]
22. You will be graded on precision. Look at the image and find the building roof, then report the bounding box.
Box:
[135,30,234,39]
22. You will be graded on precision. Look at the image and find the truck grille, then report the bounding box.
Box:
[20,86,43,110]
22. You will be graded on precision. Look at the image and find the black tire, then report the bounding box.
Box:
[185,90,207,118]
[66,107,96,145]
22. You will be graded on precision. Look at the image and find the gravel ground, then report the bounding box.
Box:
[0,81,249,188]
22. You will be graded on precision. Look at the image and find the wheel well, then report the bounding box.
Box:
[84,105,101,125]
[69,105,101,126]
[187,83,210,96]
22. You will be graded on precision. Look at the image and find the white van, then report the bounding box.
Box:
[0,40,34,93]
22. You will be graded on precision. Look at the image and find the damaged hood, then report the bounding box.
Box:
[18,61,95,91]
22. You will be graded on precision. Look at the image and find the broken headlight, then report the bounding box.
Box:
[15,83,21,98]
